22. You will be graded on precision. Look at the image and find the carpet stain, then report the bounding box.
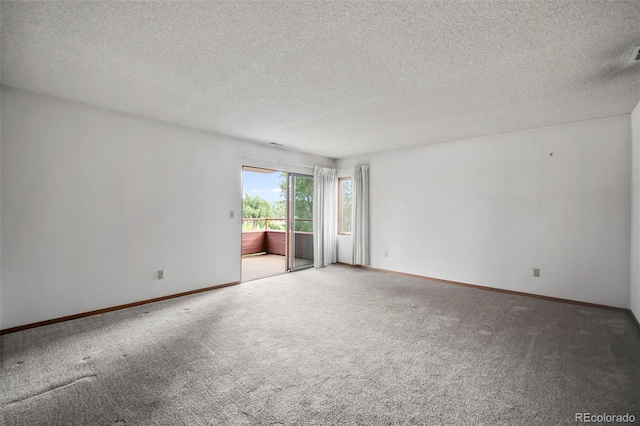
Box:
[5,375,98,406]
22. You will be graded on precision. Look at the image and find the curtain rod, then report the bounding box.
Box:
[237,154,316,170]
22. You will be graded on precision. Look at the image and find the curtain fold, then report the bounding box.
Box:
[313,166,337,268]
[352,165,370,266]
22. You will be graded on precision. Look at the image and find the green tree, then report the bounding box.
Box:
[272,200,286,219]
[280,173,314,232]
[242,194,274,230]
[341,179,352,233]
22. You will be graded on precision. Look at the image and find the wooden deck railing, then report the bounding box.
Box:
[242,217,287,231]
[241,218,313,258]
[242,218,312,230]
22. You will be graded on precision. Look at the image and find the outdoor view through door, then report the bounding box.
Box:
[241,167,314,282]
[289,174,314,271]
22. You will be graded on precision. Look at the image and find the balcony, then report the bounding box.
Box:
[241,218,313,282]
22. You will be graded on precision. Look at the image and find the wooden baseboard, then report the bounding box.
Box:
[0,281,240,335]
[356,265,630,314]
[5,268,636,335]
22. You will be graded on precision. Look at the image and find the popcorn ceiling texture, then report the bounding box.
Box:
[1,1,639,158]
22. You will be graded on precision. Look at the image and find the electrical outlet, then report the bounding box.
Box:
[229,210,235,218]
[533,268,540,278]
[384,251,389,257]
[158,270,164,280]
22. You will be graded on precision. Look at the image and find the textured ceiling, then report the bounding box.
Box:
[2,1,640,158]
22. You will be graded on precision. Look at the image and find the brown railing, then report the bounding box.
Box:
[241,218,313,257]
[242,218,312,231]
[242,217,286,231]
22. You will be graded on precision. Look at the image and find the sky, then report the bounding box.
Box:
[242,170,285,203]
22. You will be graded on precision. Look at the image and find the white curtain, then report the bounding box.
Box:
[352,165,370,265]
[313,166,337,268]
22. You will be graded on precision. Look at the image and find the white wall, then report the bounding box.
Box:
[631,101,640,319]
[0,87,334,329]
[338,116,632,308]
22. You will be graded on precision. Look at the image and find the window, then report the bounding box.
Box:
[338,177,352,235]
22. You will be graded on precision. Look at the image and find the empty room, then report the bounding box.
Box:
[1,1,639,425]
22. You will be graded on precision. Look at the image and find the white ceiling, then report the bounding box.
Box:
[2,1,639,158]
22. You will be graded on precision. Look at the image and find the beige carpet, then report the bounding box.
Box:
[2,265,639,425]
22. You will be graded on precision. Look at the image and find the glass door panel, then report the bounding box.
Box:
[288,173,314,271]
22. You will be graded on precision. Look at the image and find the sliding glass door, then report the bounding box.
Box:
[288,173,314,271]
[240,167,314,281]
